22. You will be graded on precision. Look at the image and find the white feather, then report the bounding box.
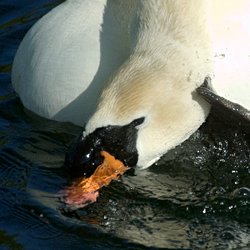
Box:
[12,0,250,167]
[12,0,134,125]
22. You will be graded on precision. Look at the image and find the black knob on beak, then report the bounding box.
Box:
[65,132,104,178]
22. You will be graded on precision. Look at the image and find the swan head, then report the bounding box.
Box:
[65,56,209,176]
[65,117,144,177]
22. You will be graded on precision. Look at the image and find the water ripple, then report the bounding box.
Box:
[0,0,249,249]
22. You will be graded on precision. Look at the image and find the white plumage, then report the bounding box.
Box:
[12,0,250,168]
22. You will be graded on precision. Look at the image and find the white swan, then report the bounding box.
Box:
[12,0,250,169]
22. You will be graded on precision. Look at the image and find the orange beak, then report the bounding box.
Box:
[64,151,128,208]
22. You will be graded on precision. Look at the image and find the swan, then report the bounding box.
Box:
[12,0,250,172]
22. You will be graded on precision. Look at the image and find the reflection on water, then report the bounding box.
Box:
[0,1,249,249]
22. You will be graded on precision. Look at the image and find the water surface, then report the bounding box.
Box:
[0,1,249,249]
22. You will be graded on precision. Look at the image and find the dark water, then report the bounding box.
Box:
[0,1,250,249]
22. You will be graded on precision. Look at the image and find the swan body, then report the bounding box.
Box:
[12,0,250,168]
[12,0,135,125]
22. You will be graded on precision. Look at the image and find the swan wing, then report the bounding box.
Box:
[197,78,250,132]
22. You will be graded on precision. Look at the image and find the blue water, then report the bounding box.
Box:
[0,1,249,249]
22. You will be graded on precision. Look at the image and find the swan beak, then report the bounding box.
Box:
[64,117,145,178]
[63,150,128,208]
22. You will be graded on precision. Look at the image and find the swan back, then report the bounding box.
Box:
[12,0,136,125]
